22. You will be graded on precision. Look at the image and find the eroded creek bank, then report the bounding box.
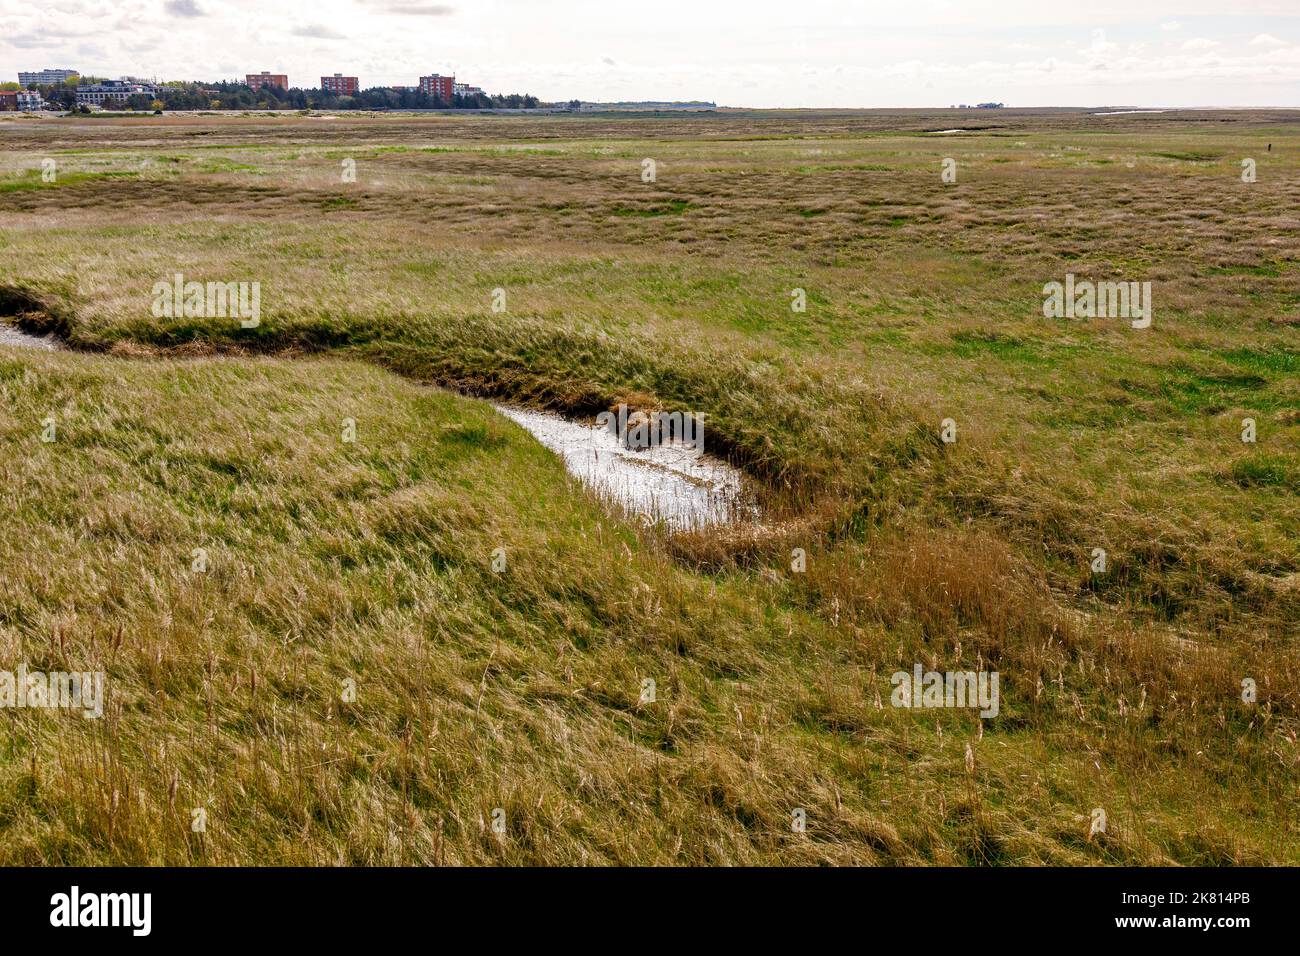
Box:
[1,320,756,531]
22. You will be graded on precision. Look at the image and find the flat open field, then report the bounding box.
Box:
[0,107,1296,864]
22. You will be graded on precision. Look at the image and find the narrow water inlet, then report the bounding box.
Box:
[0,320,756,531]
[493,405,755,531]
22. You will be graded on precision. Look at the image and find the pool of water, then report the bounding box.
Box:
[0,323,60,350]
[493,405,754,531]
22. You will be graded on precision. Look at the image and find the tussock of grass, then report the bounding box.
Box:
[1230,453,1298,489]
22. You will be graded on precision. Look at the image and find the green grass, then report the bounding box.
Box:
[1230,453,1299,489]
[1147,151,1224,162]
[0,347,1289,864]
[1218,347,1300,375]
[611,199,691,217]
[0,169,140,193]
[0,107,1297,865]
[318,196,358,210]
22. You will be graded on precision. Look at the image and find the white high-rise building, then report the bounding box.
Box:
[18,68,79,86]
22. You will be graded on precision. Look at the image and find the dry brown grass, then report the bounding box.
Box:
[0,108,1296,864]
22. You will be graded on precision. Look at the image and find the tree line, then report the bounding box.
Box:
[20,78,543,112]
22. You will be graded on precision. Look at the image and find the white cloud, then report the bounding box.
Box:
[1087,28,1118,57]
[8,32,60,48]
[163,0,205,17]
[1249,34,1286,48]
[1181,38,1221,51]
[292,24,346,39]
[376,2,455,14]
[1160,21,1181,32]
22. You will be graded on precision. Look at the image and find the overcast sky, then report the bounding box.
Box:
[1,0,1297,107]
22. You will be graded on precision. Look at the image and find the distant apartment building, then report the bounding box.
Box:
[76,80,151,106]
[453,82,484,97]
[321,74,359,96]
[18,68,78,86]
[246,72,288,91]
[418,74,454,102]
[16,91,44,112]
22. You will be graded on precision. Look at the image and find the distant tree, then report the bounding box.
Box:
[131,79,539,113]
[42,85,75,109]
[490,93,539,109]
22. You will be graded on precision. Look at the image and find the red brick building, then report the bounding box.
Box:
[245,72,288,91]
[321,74,359,96]
[0,91,17,112]
[418,74,454,103]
